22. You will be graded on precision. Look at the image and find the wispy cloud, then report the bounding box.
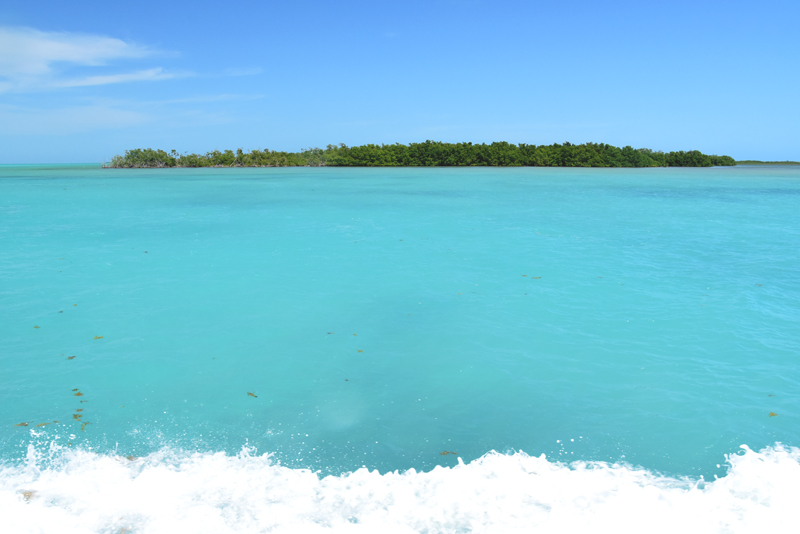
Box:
[0,92,261,136]
[0,26,182,92]
[55,68,186,88]
[0,103,150,135]
[158,93,265,104]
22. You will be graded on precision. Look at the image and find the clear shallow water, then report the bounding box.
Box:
[2,165,799,532]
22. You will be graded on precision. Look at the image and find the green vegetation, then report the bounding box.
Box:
[736,160,800,165]
[107,142,736,168]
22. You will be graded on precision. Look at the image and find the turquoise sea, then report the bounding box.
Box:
[2,164,799,533]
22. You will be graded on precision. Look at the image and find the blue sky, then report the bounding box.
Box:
[1,0,798,163]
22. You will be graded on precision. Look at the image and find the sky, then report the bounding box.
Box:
[0,0,798,163]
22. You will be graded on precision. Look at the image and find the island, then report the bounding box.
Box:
[735,160,800,165]
[106,141,737,168]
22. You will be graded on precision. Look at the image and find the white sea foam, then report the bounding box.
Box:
[1,444,799,534]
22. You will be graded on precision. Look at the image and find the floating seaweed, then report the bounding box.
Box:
[522,275,527,277]
[247,392,258,398]
[35,422,51,427]
[81,422,91,431]
[53,420,60,424]
[72,388,79,391]
[74,392,84,397]
[14,422,30,427]
[756,284,763,287]
[67,356,76,360]
[769,394,775,397]
[94,335,103,339]
[33,326,40,329]
[353,334,357,336]
[73,414,82,420]
[769,412,778,417]
[327,332,335,334]
[357,350,363,353]
[126,456,139,461]
[20,490,35,502]
[532,277,541,279]
[345,379,349,381]
[439,451,458,455]
[76,409,83,412]
[59,311,63,313]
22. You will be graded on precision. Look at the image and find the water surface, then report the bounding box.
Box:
[2,165,799,532]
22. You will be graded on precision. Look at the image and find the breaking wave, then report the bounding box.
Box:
[2,443,799,533]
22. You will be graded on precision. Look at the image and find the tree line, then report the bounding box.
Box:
[106,141,736,168]
[735,160,800,165]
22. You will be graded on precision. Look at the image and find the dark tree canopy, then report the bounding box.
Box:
[107,142,736,168]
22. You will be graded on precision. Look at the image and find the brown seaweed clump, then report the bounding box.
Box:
[81,422,91,431]
[14,422,30,427]
[439,451,458,455]
[94,335,103,339]
[247,392,258,398]
[769,412,778,417]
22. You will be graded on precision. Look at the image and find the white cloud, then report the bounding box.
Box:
[159,93,265,104]
[0,26,180,91]
[55,68,184,88]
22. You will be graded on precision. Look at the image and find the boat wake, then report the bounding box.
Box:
[2,443,799,533]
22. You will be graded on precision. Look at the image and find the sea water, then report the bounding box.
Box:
[1,165,799,532]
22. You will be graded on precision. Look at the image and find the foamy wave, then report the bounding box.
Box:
[2,444,799,533]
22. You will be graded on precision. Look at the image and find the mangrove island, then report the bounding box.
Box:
[106,141,737,168]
